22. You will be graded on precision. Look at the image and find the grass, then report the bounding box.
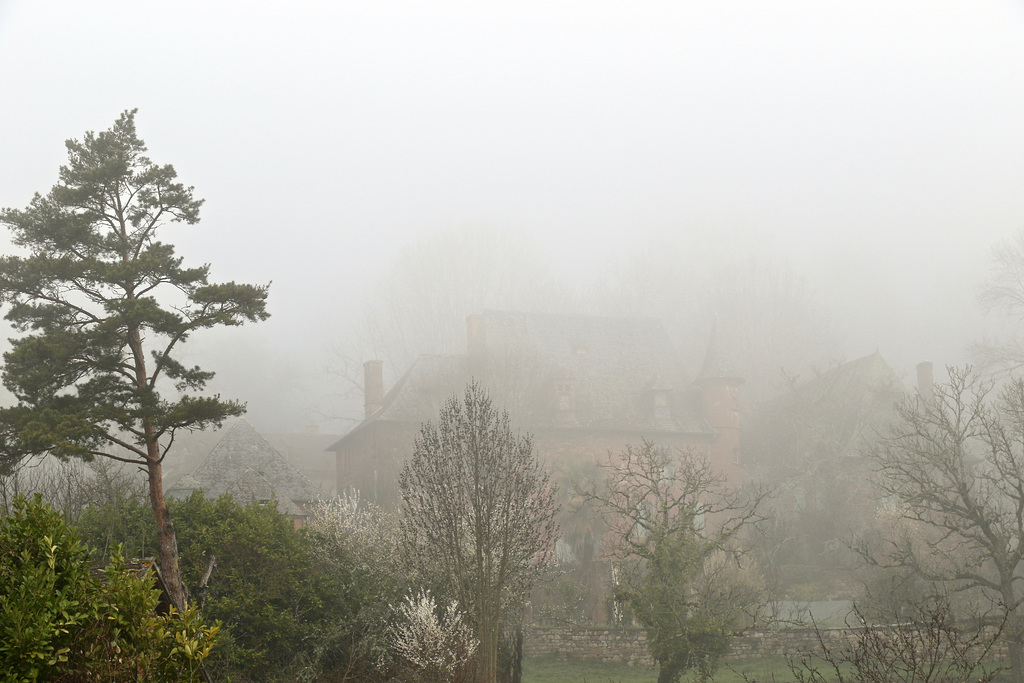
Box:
[522,655,800,683]
[522,655,655,683]
[524,655,1013,682]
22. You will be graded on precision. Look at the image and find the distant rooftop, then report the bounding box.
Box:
[167,419,323,514]
[332,310,716,446]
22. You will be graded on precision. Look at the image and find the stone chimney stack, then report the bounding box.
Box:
[916,361,934,405]
[364,360,384,418]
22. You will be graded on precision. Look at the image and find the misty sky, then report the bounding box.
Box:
[1,1,1023,432]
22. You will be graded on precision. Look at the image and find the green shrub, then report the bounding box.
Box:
[78,490,402,681]
[0,494,218,682]
[0,494,95,680]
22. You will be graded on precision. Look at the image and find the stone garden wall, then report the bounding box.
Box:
[524,627,654,667]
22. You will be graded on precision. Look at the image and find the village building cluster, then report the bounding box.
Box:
[168,310,914,609]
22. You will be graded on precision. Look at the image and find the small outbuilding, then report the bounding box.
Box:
[167,419,323,527]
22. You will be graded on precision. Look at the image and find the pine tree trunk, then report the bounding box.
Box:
[146,454,187,610]
[128,319,187,610]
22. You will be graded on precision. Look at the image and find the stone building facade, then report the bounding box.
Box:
[328,311,744,509]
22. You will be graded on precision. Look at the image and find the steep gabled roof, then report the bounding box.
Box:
[470,311,706,431]
[789,352,904,408]
[330,311,712,451]
[328,355,468,447]
[745,351,905,472]
[370,354,470,423]
[697,324,742,383]
[167,419,321,509]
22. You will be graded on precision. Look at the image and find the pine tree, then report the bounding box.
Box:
[0,110,269,608]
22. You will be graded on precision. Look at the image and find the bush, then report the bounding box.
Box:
[388,589,478,683]
[166,492,353,681]
[0,494,218,682]
[77,490,404,681]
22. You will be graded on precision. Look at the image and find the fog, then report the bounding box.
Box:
[1,1,1023,432]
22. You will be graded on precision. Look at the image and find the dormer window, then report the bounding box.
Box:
[652,390,670,420]
[644,379,672,426]
[552,378,577,425]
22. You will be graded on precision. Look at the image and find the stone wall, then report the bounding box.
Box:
[524,627,653,667]
[728,628,861,659]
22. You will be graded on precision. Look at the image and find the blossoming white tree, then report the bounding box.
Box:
[399,383,559,683]
[389,590,478,683]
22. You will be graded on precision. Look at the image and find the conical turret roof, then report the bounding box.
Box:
[696,324,743,383]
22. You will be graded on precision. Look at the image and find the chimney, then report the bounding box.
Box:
[916,361,934,405]
[364,360,384,418]
[466,314,483,355]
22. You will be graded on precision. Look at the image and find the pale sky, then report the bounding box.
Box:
[1,1,1023,430]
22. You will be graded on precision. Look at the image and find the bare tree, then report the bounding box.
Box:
[771,600,1006,683]
[860,366,1024,683]
[974,230,1024,376]
[399,383,559,683]
[577,441,767,683]
[744,355,902,587]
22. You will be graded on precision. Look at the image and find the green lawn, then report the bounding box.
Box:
[522,656,799,683]
[523,655,1011,683]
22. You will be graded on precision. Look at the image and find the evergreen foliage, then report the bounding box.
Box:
[171,492,354,680]
[0,494,218,682]
[0,110,269,607]
[578,442,766,683]
[76,491,377,682]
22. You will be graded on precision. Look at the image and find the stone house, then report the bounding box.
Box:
[328,310,745,623]
[328,310,743,508]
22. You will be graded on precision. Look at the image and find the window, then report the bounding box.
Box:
[555,380,573,411]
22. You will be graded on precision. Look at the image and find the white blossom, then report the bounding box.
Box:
[388,590,478,682]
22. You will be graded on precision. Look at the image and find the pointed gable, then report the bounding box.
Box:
[167,419,322,508]
[696,324,742,384]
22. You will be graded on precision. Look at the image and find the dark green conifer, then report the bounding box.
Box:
[0,110,269,608]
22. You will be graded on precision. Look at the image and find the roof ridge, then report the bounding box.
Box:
[169,418,322,504]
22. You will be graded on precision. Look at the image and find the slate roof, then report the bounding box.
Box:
[790,352,903,407]
[167,419,322,513]
[330,311,712,447]
[266,431,343,495]
[369,354,470,424]
[745,351,905,472]
[471,311,707,431]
